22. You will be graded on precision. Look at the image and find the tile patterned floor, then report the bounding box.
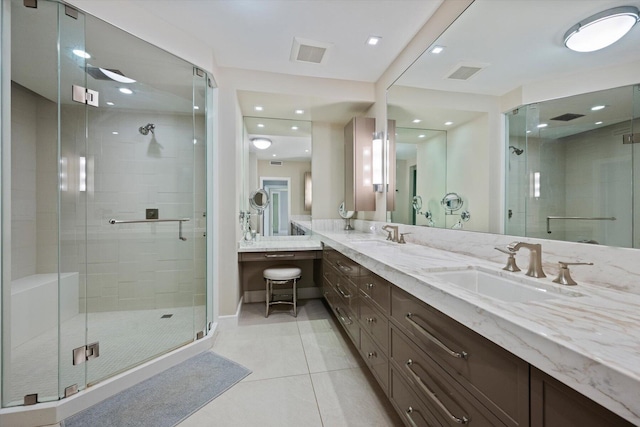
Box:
[178,299,403,427]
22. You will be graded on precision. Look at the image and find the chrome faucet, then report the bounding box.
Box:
[382,225,399,242]
[507,242,546,278]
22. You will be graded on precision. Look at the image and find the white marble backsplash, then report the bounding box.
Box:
[311,219,640,295]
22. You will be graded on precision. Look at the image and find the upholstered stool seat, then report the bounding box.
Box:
[264,266,302,317]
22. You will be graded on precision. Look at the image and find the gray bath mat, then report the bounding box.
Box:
[62,351,251,427]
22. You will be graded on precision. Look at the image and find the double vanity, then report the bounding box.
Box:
[238,222,639,426]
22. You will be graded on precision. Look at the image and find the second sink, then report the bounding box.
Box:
[430,267,584,303]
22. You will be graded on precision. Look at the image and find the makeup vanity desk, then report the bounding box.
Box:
[237,236,323,301]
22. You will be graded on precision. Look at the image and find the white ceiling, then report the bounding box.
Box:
[137,0,444,83]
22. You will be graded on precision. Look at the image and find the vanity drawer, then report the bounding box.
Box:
[390,365,443,427]
[359,296,389,355]
[391,326,507,427]
[359,269,391,315]
[360,328,389,393]
[239,250,319,262]
[329,287,359,347]
[391,287,529,427]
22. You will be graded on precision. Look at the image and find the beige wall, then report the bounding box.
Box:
[312,122,345,219]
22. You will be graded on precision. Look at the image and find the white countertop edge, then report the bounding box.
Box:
[317,230,640,424]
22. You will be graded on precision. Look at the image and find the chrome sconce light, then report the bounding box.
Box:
[372,131,384,192]
[564,6,639,52]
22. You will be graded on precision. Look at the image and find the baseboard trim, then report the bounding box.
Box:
[216,296,243,330]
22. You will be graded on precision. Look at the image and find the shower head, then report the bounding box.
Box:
[509,145,524,155]
[139,123,155,135]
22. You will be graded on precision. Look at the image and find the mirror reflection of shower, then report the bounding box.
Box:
[139,123,155,135]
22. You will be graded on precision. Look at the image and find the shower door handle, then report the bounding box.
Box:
[108,218,190,241]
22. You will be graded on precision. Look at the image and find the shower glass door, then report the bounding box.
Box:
[82,14,207,386]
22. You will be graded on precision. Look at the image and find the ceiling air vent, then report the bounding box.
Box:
[446,63,487,80]
[290,37,332,65]
[270,160,283,166]
[550,113,584,121]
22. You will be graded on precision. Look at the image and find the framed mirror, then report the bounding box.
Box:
[386,0,640,247]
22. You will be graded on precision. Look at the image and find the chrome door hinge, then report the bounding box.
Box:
[73,342,100,365]
[623,133,639,144]
[72,85,99,107]
[64,384,79,398]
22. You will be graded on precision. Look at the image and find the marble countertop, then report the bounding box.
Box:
[238,235,322,252]
[314,229,640,424]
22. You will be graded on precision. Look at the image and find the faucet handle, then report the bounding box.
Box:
[399,232,411,244]
[553,261,593,286]
[384,230,393,241]
[494,247,521,272]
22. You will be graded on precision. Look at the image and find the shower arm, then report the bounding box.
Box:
[108,218,190,241]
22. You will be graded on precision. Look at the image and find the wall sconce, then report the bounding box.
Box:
[372,131,384,192]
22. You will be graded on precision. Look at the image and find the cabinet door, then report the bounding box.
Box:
[530,368,634,427]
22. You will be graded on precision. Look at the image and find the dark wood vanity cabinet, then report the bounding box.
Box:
[321,245,632,427]
[530,367,633,427]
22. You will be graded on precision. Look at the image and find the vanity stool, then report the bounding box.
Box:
[264,266,302,317]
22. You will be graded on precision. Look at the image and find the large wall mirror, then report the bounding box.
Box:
[243,116,312,237]
[386,0,640,248]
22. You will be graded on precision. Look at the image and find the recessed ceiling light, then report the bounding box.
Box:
[112,131,119,135]
[119,88,133,95]
[418,134,426,138]
[526,130,532,134]
[257,123,265,128]
[106,102,115,106]
[444,121,453,126]
[272,154,277,157]
[366,36,381,46]
[591,105,606,111]
[295,109,304,115]
[595,121,603,125]
[254,105,263,111]
[193,138,197,145]
[72,49,90,59]
[412,119,421,123]
[430,46,445,54]
[193,106,199,110]
[291,126,299,130]
[537,123,548,128]
[305,149,309,152]
[564,6,639,52]
[251,137,272,150]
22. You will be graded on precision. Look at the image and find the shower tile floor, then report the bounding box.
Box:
[6,305,205,405]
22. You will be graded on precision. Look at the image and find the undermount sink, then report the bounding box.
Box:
[430,268,584,303]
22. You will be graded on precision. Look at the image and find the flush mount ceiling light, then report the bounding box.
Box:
[72,49,90,59]
[251,137,272,150]
[99,68,136,83]
[564,6,639,52]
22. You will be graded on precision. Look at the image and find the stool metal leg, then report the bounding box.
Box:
[293,277,297,317]
[265,278,270,318]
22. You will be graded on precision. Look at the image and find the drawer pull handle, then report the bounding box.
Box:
[405,313,468,359]
[405,360,470,425]
[366,317,376,324]
[366,283,374,289]
[367,351,377,359]
[264,253,295,258]
[336,261,353,272]
[335,283,352,298]
[335,307,353,325]
[405,407,420,427]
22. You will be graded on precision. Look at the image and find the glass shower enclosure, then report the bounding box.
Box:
[2,0,211,407]
[505,84,639,248]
